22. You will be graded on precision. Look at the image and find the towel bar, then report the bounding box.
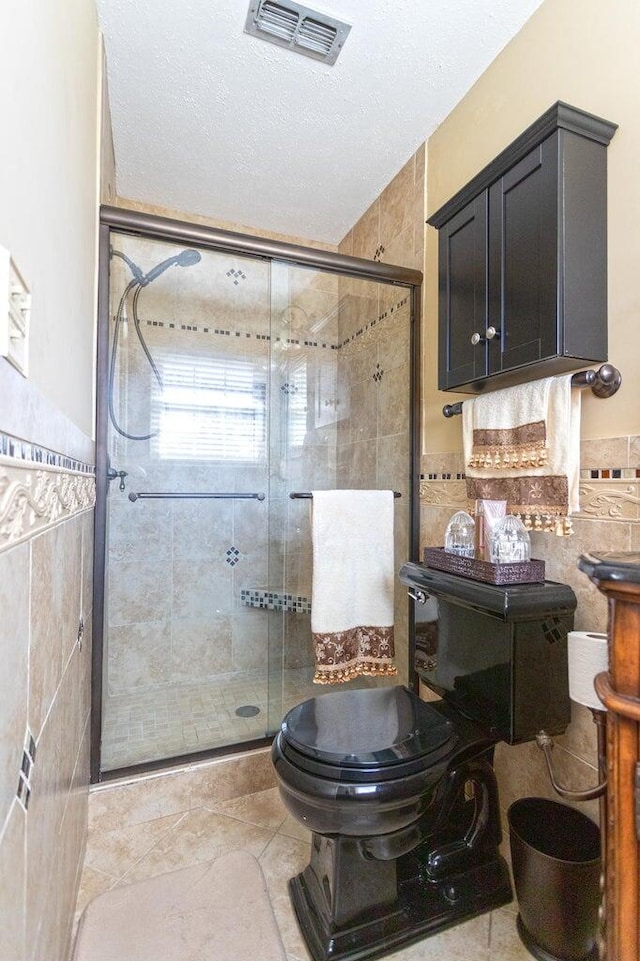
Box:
[128,491,266,502]
[290,491,401,498]
[441,364,622,417]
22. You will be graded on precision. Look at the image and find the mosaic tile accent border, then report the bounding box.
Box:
[338,295,410,350]
[580,468,640,479]
[0,431,95,475]
[240,588,311,614]
[138,294,411,353]
[420,472,466,481]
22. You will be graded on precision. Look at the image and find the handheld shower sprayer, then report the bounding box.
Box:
[140,248,202,286]
[110,247,202,286]
[108,245,202,442]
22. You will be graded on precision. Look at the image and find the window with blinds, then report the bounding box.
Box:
[151,353,267,461]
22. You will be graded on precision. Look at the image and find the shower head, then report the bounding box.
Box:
[141,248,202,286]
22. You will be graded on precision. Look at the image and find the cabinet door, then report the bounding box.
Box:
[487,136,559,375]
[438,193,488,389]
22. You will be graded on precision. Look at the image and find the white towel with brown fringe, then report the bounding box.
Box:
[462,375,581,535]
[311,490,397,684]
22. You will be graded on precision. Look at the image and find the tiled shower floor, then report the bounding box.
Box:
[101,668,381,770]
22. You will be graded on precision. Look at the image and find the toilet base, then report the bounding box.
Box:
[289,844,513,961]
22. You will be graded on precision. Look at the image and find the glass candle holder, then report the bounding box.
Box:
[444,510,475,558]
[489,514,531,564]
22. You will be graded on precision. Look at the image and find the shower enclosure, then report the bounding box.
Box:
[92,206,421,780]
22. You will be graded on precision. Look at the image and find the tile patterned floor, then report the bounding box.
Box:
[75,781,533,960]
[101,669,383,770]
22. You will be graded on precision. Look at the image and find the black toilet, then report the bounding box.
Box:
[272,564,577,961]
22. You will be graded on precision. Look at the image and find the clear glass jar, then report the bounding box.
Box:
[444,510,475,558]
[489,514,531,564]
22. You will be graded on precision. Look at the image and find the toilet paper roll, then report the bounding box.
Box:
[567,631,609,710]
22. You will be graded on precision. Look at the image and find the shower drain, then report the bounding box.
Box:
[235,704,261,718]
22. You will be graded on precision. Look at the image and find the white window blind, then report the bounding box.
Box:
[152,353,267,461]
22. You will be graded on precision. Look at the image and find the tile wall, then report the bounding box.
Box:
[0,361,95,960]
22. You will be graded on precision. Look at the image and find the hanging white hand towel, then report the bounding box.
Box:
[311,490,397,684]
[462,374,581,535]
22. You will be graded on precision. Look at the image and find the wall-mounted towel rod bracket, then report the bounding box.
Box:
[290,491,401,499]
[441,364,622,417]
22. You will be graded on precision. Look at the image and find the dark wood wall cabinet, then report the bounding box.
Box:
[428,102,617,393]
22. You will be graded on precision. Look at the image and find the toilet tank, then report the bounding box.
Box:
[399,562,577,744]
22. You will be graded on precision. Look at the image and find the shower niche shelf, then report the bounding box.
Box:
[241,588,311,614]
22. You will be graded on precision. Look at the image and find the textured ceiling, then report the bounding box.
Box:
[96,0,545,244]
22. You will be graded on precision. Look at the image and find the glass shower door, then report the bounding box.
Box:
[265,261,413,734]
[101,231,274,771]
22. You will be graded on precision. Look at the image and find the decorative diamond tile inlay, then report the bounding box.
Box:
[226,268,247,285]
[373,363,384,382]
[373,244,385,262]
[17,730,36,810]
[225,546,241,566]
[280,382,299,395]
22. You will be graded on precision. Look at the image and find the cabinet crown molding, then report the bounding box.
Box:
[427,101,618,229]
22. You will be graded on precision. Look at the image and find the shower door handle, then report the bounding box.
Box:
[128,491,266,502]
[107,467,128,491]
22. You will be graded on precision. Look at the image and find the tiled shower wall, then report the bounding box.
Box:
[335,283,413,681]
[338,145,426,686]
[0,365,95,960]
[277,264,415,680]
[106,240,274,696]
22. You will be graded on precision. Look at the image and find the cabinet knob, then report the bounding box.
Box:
[471,327,500,346]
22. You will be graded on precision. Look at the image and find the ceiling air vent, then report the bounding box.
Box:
[244,0,351,65]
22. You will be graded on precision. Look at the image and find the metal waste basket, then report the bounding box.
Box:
[508,797,601,961]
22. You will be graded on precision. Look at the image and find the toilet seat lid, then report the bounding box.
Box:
[280,686,454,768]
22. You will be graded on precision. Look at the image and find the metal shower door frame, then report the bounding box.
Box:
[92,204,422,783]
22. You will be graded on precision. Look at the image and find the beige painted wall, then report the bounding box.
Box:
[424,0,640,453]
[0,0,100,438]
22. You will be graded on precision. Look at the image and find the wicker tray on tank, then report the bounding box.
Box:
[423,547,545,585]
